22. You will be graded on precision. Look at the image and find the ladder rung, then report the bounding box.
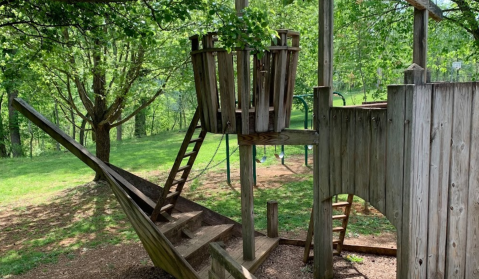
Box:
[332,202,350,207]
[177,165,192,172]
[160,203,174,212]
[333,239,341,244]
[333,227,345,232]
[166,191,180,199]
[195,125,202,129]
[189,138,203,144]
[332,214,347,220]
[171,179,186,186]
[183,151,197,158]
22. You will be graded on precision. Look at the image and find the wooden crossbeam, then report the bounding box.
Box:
[404,0,443,21]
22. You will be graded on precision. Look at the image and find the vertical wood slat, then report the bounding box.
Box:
[318,0,333,87]
[239,145,255,260]
[446,82,473,278]
[400,84,414,279]
[369,109,387,214]
[192,53,210,131]
[466,83,479,278]
[217,52,237,134]
[273,32,288,132]
[254,53,270,133]
[341,109,355,195]
[237,50,251,135]
[427,83,453,278]
[284,34,300,127]
[355,109,371,202]
[267,200,278,238]
[413,8,428,82]
[313,86,333,279]
[202,34,219,133]
[408,84,432,278]
[330,108,342,197]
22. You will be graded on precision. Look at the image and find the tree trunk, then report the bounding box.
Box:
[53,101,61,151]
[7,90,22,157]
[116,112,122,141]
[134,99,147,138]
[0,107,7,157]
[95,123,111,163]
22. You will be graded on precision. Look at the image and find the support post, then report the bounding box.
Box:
[210,257,226,279]
[267,201,278,238]
[413,8,428,83]
[239,145,255,261]
[226,134,231,184]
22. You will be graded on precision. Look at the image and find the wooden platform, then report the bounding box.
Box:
[198,236,279,279]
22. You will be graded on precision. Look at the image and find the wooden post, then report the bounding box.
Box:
[404,63,425,85]
[413,8,428,83]
[239,145,255,261]
[210,257,226,279]
[267,201,278,238]
[318,0,333,87]
[235,0,248,16]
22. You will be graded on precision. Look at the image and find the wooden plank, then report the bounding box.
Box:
[254,53,270,133]
[210,257,226,279]
[237,129,318,146]
[369,109,387,214]
[427,83,453,278]
[202,36,219,133]
[284,48,299,127]
[314,85,333,279]
[329,108,342,197]
[408,84,432,278]
[303,209,314,263]
[191,53,209,131]
[413,8,428,82]
[355,109,371,202]
[235,0,248,15]
[267,201,278,238]
[318,0,333,87]
[209,242,257,279]
[217,52,237,133]
[273,48,287,132]
[239,145,255,260]
[237,50,251,135]
[405,0,443,21]
[341,109,355,195]
[446,82,473,278]
[466,82,479,278]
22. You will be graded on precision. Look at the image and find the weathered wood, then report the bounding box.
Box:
[341,109,355,195]
[369,109,387,214]
[235,0,248,15]
[192,53,211,132]
[284,36,300,127]
[218,52,237,133]
[404,63,425,85]
[413,8,428,82]
[466,82,479,278]
[314,85,333,278]
[237,50,251,135]
[318,0,333,87]
[209,242,257,279]
[427,83,453,278]
[273,45,287,132]
[355,109,371,202]
[239,145,255,260]
[254,53,270,133]
[408,84,432,278]
[210,257,226,279]
[329,108,342,196]
[283,238,397,256]
[404,0,443,21]
[336,194,354,254]
[446,82,473,278]
[202,35,219,133]
[303,208,314,263]
[267,201,278,238]
[237,129,318,146]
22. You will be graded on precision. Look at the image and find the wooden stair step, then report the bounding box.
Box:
[160,203,174,213]
[177,165,192,172]
[189,138,203,144]
[332,202,350,207]
[183,151,198,158]
[195,125,202,129]
[171,179,186,186]
[166,191,180,199]
[333,227,345,232]
[158,211,203,240]
[198,236,279,279]
[176,224,234,265]
[332,214,347,220]
[333,239,341,244]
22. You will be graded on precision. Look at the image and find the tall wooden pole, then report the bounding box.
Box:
[315,0,334,278]
[413,8,428,83]
[236,0,255,262]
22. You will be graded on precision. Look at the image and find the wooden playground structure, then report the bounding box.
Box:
[11,0,479,278]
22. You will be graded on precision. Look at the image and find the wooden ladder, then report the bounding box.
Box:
[302,194,354,262]
[151,108,206,222]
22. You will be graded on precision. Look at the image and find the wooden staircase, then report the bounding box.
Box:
[303,194,354,262]
[151,108,206,221]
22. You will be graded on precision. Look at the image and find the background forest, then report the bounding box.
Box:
[0,0,477,161]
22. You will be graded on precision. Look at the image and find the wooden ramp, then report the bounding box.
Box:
[13,98,279,279]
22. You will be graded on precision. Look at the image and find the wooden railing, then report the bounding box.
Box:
[208,242,257,279]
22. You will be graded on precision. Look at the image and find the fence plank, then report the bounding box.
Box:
[217,52,237,133]
[237,50,251,135]
[355,109,371,202]
[446,82,473,278]
[369,109,387,214]
[341,109,355,195]
[255,53,270,133]
[330,108,342,196]
[427,83,453,278]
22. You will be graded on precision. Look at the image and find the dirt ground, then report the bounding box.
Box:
[4,156,397,279]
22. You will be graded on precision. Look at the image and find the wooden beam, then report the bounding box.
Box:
[413,8,428,81]
[209,242,258,279]
[405,0,443,21]
[237,129,318,146]
[267,201,278,238]
[239,145,255,261]
[318,0,333,87]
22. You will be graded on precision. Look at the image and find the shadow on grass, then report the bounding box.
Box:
[0,181,135,277]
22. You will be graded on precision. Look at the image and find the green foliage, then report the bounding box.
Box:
[345,254,364,264]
